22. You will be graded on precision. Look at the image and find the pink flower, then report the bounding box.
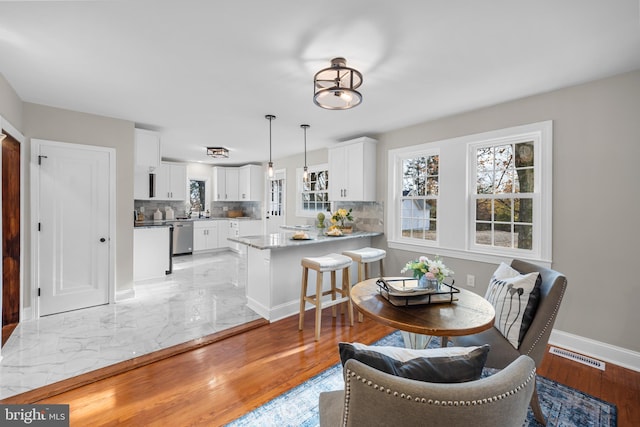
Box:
[425,272,436,279]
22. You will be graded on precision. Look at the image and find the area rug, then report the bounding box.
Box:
[226,332,617,427]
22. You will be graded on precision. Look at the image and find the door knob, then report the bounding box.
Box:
[100,238,106,242]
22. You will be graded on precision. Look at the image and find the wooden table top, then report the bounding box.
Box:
[351,278,496,337]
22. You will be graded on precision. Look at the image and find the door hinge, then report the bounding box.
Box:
[38,155,48,165]
[38,288,41,297]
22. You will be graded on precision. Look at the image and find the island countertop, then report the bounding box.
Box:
[229,231,382,250]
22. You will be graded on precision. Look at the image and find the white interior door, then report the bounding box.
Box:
[265,169,285,234]
[35,140,113,316]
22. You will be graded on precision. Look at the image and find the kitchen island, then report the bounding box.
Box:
[230,231,383,321]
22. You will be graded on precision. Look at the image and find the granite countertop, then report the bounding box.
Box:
[229,231,383,250]
[134,217,260,227]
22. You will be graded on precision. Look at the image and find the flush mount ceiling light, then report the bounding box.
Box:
[206,147,229,158]
[313,57,362,110]
[265,114,276,177]
[301,124,310,180]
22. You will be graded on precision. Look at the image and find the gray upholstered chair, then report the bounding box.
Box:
[452,259,568,426]
[319,355,536,427]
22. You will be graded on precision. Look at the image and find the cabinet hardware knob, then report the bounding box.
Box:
[100,238,106,242]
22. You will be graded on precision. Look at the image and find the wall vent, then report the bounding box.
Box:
[549,347,606,371]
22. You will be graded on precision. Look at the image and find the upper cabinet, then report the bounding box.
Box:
[329,137,377,201]
[239,165,264,201]
[213,167,238,201]
[213,165,262,201]
[134,128,160,170]
[156,162,187,201]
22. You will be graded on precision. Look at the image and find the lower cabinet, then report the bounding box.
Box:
[193,221,218,252]
[217,219,230,249]
[134,227,170,281]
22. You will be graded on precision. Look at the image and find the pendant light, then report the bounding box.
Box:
[265,114,276,177]
[301,124,310,181]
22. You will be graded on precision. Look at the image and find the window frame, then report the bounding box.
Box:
[295,163,331,218]
[387,121,552,266]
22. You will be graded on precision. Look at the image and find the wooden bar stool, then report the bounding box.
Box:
[299,253,354,341]
[342,247,386,322]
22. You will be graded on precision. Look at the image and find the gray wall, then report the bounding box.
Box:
[374,70,640,352]
[23,103,135,304]
[0,73,23,131]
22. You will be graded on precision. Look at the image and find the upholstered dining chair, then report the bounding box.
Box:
[319,355,536,427]
[452,259,568,426]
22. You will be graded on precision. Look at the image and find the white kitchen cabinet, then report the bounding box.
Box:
[134,226,170,280]
[156,162,187,201]
[213,167,240,201]
[217,219,230,249]
[229,219,263,252]
[328,137,377,201]
[239,164,264,201]
[193,220,218,252]
[134,128,160,169]
[134,167,152,200]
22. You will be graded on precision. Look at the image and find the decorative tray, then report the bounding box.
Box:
[376,277,459,307]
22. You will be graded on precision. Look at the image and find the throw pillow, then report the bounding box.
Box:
[339,342,490,383]
[485,262,540,349]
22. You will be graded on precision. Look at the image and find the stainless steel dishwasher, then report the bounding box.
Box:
[171,221,193,255]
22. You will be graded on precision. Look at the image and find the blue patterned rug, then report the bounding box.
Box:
[227,332,616,427]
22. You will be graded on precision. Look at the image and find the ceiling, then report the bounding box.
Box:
[1,1,639,166]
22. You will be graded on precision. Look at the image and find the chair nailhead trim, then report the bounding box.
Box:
[343,367,537,408]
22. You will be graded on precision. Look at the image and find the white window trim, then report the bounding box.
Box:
[295,163,330,218]
[387,121,552,267]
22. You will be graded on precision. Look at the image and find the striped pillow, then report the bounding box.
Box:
[485,263,540,349]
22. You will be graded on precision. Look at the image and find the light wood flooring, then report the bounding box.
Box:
[2,312,639,426]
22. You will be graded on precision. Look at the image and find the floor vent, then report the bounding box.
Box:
[549,347,606,371]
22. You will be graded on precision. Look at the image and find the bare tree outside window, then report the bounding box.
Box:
[474,141,534,249]
[190,180,206,212]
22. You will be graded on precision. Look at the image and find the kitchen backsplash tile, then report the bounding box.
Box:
[134,200,262,220]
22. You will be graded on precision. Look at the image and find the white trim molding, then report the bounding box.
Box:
[550,329,640,372]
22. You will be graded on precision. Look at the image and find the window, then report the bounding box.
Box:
[190,179,206,211]
[296,164,330,217]
[400,154,439,242]
[387,121,552,265]
[472,141,535,251]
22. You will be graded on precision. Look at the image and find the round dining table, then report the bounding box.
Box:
[350,277,496,348]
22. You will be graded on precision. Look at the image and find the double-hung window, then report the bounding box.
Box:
[400,153,439,243]
[388,121,552,265]
[296,164,330,217]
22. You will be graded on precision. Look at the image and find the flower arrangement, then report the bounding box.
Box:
[330,208,354,228]
[401,255,453,283]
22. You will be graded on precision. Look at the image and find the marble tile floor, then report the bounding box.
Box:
[0,251,261,399]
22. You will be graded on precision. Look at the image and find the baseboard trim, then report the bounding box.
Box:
[550,329,640,372]
[115,288,135,302]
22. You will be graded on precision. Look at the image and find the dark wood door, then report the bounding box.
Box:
[2,132,20,342]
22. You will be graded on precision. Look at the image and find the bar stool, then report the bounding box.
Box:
[343,247,386,321]
[299,253,354,341]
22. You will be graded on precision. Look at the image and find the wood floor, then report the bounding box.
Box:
[3,312,639,426]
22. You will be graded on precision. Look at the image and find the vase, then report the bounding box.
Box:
[418,275,439,290]
[338,225,353,234]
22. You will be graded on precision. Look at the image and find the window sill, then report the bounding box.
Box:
[387,239,552,268]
